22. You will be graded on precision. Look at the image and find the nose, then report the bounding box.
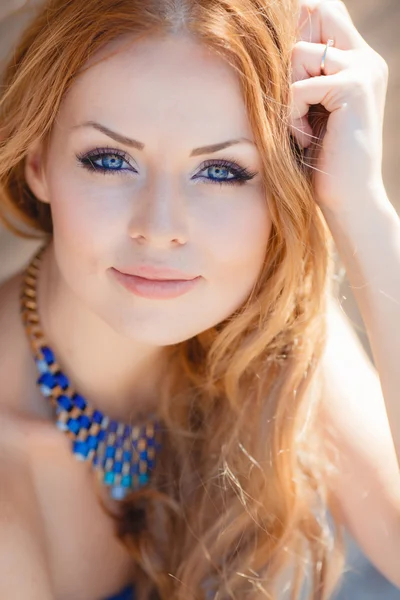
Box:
[127,179,189,247]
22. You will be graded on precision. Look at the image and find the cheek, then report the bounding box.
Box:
[44,173,125,306]
[202,191,271,279]
[46,172,122,261]
[191,190,271,323]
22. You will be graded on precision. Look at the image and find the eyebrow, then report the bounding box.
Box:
[71,121,255,156]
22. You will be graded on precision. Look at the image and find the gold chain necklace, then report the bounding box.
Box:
[20,242,162,501]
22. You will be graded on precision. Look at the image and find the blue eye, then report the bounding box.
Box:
[76,147,133,175]
[76,148,257,186]
[194,160,257,187]
[96,154,125,170]
[205,165,232,180]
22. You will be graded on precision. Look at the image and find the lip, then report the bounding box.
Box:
[111,268,202,300]
[116,265,198,281]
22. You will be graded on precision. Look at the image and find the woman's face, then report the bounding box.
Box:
[26,33,272,345]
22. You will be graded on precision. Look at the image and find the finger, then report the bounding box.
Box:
[291,41,349,83]
[290,72,351,121]
[288,115,314,149]
[288,72,352,148]
[296,0,367,51]
[298,0,356,34]
[298,0,352,18]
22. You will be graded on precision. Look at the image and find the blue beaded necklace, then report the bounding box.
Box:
[20,242,162,501]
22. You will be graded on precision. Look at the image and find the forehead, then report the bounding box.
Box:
[57,33,255,146]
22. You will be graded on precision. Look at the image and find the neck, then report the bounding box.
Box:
[30,241,167,423]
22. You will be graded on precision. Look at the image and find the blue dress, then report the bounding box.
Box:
[106,584,135,600]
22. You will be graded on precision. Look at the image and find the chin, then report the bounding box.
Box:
[105,315,199,346]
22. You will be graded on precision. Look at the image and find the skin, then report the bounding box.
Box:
[0,32,271,598]
[23,32,271,422]
[1,3,400,596]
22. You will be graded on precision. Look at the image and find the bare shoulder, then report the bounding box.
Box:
[0,272,59,596]
[317,293,400,588]
[0,269,58,547]
[0,271,26,407]
[0,299,55,598]
[0,414,54,598]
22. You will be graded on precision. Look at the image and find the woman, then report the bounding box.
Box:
[0,0,398,598]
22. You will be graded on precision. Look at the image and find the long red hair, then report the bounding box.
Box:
[0,1,345,598]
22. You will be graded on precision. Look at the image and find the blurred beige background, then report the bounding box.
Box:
[0,0,399,597]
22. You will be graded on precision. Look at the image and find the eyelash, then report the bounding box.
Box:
[75,146,257,187]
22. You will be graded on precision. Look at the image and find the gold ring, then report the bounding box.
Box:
[320,38,335,75]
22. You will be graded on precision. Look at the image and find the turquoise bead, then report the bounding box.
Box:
[138,473,149,485]
[121,475,132,487]
[104,472,115,485]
